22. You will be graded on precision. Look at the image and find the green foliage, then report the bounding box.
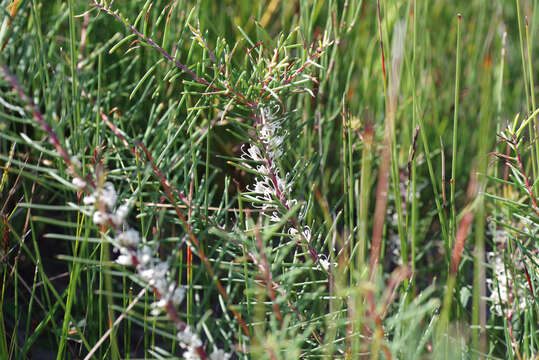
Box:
[0,0,537,359]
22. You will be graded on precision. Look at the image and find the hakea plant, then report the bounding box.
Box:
[4,2,336,356]
[88,0,335,274]
[3,68,230,360]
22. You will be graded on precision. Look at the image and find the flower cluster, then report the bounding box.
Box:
[179,326,231,360]
[242,143,292,222]
[72,177,230,360]
[486,223,528,317]
[75,180,186,313]
[241,105,330,270]
[242,107,294,217]
[486,252,527,316]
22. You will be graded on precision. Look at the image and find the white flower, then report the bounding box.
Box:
[177,326,202,349]
[302,226,311,243]
[150,298,168,315]
[93,211,107,225]
[101,182,117,210]
[256,164,270,175]
[117,229,140,247]
[286,198,297,208]
[317,254,337,272]
[210,349,232,360]
[70,156,81,169]
[150,307,162,316]
[242,144,262,162]
[112,204,130,226]
[82,182,117,210]
[276,176,290,194]
[319,258,331,272]
[83,194,96,205]
[258,112,285,155]
[148,284,184,315]
[116,247,134,265]
[262,104,279,121]
[72,177,86,190]
[116,253,133,266]
[140,261,169,287]
[253,180,272,198]
[139,268,157,283]
[153,278,168,296]
[137,246,153,266]
[289,226,313,244]
[182,347,201,360]
[170,285,186,305]
[269,211,281,222]
[153,261,169,277]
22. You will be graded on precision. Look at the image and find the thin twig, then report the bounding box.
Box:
[84,288,147,360]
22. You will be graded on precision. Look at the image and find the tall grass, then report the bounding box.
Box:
[0,0,537,359]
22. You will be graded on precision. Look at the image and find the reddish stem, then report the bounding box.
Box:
[513,135,539,218]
